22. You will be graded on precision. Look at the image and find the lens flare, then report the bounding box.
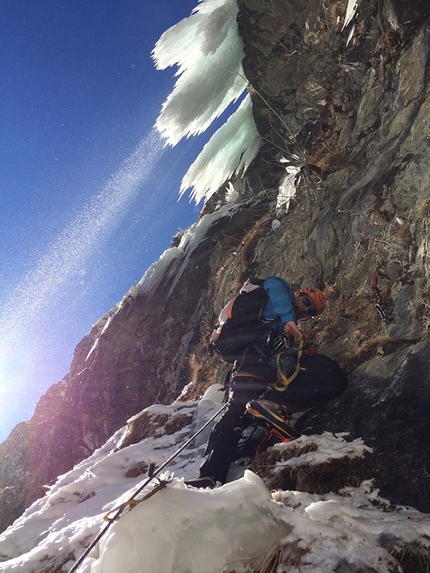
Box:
[0,129,164,437]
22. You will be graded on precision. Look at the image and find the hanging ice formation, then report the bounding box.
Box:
[152,0,262,203]
[180,96,262,204]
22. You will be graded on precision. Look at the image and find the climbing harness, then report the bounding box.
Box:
[69,401,228,573]
[275,339,304,391]
[371,268,393,323]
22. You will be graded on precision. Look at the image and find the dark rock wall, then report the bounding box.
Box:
[233,0,430,510]
[1,0,430,531]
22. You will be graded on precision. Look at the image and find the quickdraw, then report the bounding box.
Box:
[103,478,171,523]
[371,268,393,323]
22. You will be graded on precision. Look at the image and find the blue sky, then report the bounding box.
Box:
[0,0,220,441]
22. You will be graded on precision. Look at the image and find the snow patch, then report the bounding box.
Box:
[92,471,291,573]
[1,394,430,573]
[270,432,373,470]
[346,22,356,46]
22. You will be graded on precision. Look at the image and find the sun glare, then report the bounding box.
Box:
[0,129,165,439]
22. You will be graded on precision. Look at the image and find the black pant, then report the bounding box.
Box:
[199,375,268,484]
[199,349,347,483]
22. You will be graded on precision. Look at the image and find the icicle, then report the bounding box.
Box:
[180,95,262,204]
[152,0,245,145]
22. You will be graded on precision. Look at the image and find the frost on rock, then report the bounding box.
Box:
[180,95,262,203]
[152,0,246,145]
[276,162,301,214]
[270,432,373,470]
[86,202,244,356]
[85,284,139,361]
[342,0,359,30]
[137,201,242,299]
[272,480,430,573]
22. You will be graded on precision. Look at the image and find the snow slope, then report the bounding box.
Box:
[1,384,430,573]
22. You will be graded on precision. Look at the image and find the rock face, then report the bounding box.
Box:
[1,0,430,531]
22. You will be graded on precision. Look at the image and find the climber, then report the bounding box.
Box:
[190,276,347,488]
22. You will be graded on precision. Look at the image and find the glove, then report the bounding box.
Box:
[303,342,315,356]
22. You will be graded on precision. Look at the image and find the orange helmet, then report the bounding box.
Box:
[295,288,326,318]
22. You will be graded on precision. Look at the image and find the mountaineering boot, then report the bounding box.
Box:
[245,399,301,441]
[184,476,217,489]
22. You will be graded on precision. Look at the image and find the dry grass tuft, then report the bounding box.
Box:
[119,409,193,450]
[300,286,399,371]
[277,541,309,571]
[125,461,148,479]
[189,353,215,391]
[307,146,351,175]
[391,544,430,573]
[416,285,430,331]
[412,198,430,218]
[224,541,308,573]
[254,544,286,573]
[339,334,389,372]
[238,213,273,282]
[305,295,350,346]
[252,443,372,494]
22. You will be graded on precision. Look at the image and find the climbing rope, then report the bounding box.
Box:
[69,401,228,573]
[275,339,304,391]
